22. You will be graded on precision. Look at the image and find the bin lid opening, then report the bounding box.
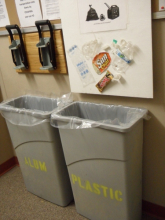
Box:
[51,102,148,131]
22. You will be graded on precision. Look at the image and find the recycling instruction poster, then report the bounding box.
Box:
[0,0,10,27]
[15,0,42,27]
[77,0,128,33]
[41,0,60,20]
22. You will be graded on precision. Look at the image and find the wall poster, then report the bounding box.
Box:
[59,0,153,98]
[41,0,61,20]
[77,0,127,33]
[0,0,10,27]
[15,0,42,27]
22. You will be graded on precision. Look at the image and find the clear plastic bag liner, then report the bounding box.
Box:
[51,102,149,132]
[0,93,72,126]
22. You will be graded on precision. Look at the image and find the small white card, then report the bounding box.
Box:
[41,0,60,20]
[77,0,127,33]
[0,0,10,27]
[15,0,42,27]
[159,0,165,11]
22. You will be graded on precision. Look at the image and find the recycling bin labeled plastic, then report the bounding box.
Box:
[51,101,148,220]
[0,95,73,206]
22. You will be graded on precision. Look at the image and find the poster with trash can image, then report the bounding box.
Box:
[77,0,128,33]
[59,0,153,98]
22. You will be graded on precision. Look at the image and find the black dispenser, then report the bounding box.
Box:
[35,20,57,70]
[6,24,28,70]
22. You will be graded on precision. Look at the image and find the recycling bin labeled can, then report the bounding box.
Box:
[51,101,148,220]
[0,95,73,206]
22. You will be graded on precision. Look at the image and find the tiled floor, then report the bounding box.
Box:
[0,166,160,220]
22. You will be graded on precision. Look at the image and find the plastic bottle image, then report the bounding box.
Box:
[111,39,134,73]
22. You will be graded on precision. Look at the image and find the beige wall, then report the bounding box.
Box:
[0,19,165,207]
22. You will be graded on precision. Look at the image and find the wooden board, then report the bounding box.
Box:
[152,0,159,12]
[9,30,68,74]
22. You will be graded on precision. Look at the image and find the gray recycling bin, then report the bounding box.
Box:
[0,95,73,206]
[51,101,148,220]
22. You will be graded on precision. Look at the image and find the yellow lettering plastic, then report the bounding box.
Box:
[115,190,123,202]
[71,174,123,202]
[72,174,77,184]
[85,181,93,192]
[110,188,114,200]
[100,185,108,197]
[78,177,85,189]
[93,183,101,195]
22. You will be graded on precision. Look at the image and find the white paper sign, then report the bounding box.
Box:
[77,0,127,33]
[15,0,42,27]
[41,0,60,20]
[0,0,10,27]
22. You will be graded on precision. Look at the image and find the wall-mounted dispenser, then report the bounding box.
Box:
[5,25,29,70]
[35,20,57,70]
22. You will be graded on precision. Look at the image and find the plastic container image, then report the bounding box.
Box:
[51,101,148,220]
[0,95,73,206]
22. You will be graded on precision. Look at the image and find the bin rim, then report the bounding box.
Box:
[51,101,148,132]
[0,95,61,119]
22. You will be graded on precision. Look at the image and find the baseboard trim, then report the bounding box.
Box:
[0,157,165,219]
[142,200,165,220]
[0,156,19,177]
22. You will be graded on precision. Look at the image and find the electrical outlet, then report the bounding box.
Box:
[159,0,165,11]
